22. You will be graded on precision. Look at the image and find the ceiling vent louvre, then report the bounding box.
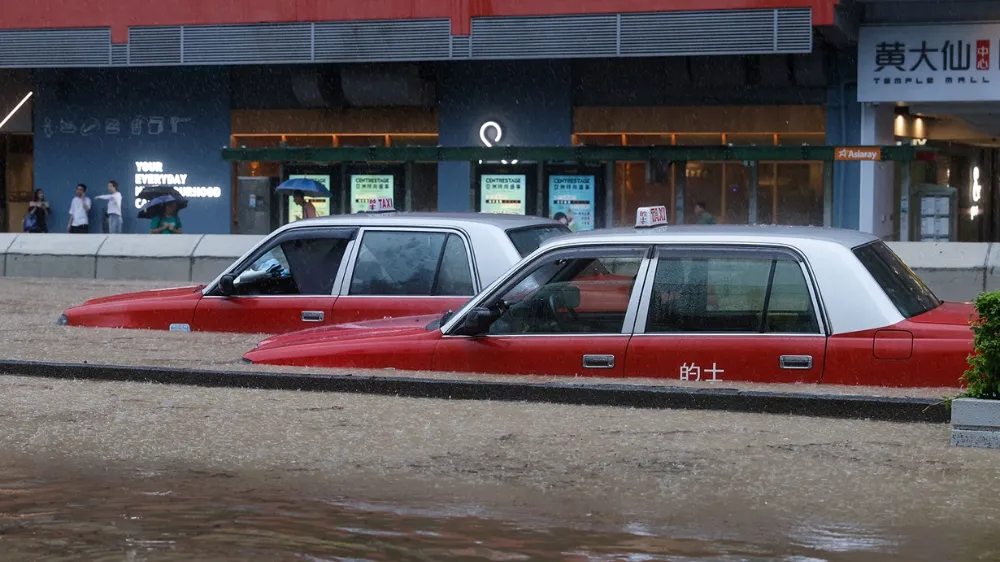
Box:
[182,23,313,64]
[313,19,451,62]
[451,36,471,59]
[470,15,617,59]
[0,28,110,67]
[110,44,128,66]
[776,8,813,53]
[128,27,181,65]
[620,10,775,56]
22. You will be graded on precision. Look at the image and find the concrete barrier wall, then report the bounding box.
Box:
[0,234,996,302]
[1,234,265,283]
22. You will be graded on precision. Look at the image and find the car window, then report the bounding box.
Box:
[351,230,474,296]
[505,225,571,257]
[646,254,819,334]
[852,241,941,319]
[434,234,476,296]
[233,237,349,296]
[485,252,644,335]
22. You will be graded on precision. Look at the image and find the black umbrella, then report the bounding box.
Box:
[137,185,184,202]
[138,195,188,220]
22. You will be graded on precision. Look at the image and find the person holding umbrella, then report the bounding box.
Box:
[150,201,183,234]
[276,177,330,221]
[293,189,317,220]
[138,193,187,234]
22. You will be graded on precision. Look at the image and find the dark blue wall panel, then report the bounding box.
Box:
[436,60,572,211]
[34,67,231,233]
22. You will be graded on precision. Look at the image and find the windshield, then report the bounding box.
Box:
[506,225,571,257]
[852,241,941,319]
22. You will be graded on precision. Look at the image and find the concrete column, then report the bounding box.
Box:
[858,103,896,237]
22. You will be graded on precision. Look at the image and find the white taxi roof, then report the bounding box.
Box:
[283,212,560,232]
[538,224,879,250]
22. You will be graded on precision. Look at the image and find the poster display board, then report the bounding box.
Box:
[286,175,331,222]
[480,174,527,214]
[350,175,395,213]
[548,175,596,231]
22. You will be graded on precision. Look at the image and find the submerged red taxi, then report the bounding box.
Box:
[244,208,974,388]
[58,212,569,334]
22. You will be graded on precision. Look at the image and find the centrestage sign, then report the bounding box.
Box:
[481,174,526,214]
[858,24,998,102]
[350,175,393,214]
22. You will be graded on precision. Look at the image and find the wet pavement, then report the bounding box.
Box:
[0,277,996,560]
[0,375,997,560]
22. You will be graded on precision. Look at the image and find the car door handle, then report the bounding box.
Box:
[582,354,615,369]
[779,355,813,370]
[301,311,325,322]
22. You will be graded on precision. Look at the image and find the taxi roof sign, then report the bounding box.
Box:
[365,197,395,213]
[635,206,668,228]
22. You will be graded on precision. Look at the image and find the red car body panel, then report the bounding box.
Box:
[248,325,442,370]
[192,296,339,334]
[820,302,974,388]
[62,290,465,335]
[62,286,204,330]
[623,334,827,384]
[331,296,469,325]
[243,302,975,388]
[432,335,631,377]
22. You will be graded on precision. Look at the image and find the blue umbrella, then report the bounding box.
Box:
[138,194,188,219]
[276,178,332,196]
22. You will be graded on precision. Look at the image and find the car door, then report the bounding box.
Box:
[192,227,357,334]
[624,245,827,384]
[432,245,651,377]
[332,228,478,324]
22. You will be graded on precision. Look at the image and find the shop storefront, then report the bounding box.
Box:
[230,105,439,234]
[858,21,1000,242]
[0,70,34,233]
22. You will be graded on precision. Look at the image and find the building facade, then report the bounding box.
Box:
[853,0,1000,243]
[0,0,889,235]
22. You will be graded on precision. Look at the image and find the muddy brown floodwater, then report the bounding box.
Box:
[0,277,996,561]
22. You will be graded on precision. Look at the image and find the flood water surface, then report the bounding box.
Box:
[0,461,995,562]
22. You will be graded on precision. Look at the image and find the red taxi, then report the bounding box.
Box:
[57,211,569,334]
[243,207,974,388]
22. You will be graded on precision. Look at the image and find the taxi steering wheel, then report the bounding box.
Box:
[547,292,579,330]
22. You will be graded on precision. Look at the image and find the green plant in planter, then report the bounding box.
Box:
[963,291,1000,399]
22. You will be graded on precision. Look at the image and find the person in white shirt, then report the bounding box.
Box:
[95,180,123,233]
[67,183,91,234]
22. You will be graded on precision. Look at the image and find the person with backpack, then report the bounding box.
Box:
[23,189,49,233]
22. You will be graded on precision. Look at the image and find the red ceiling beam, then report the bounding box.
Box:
[3,0,839,43]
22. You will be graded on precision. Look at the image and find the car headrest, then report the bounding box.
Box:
[556,284,581,309]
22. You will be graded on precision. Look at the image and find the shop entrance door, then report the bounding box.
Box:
[344,163,405,213]
[234,176,276,235]
[474,163,539,215]
[543,162,606,231]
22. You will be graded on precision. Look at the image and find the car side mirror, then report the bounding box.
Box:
[218,274,237,296]
[462,307,495,336]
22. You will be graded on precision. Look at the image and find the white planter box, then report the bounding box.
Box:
[951,398,1000,449]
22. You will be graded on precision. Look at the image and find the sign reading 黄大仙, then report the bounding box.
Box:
[858,24,999,102]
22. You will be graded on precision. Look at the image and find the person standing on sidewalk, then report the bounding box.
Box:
[67,184,91,233]
[694,201,716,224]
[94,180,123,233]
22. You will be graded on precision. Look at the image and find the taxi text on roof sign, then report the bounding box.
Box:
[367,197,395,212]
[635,206,668,228]
[834,147,882,161]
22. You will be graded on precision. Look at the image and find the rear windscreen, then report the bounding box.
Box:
[852,240,941,319]
[506,225,571,257]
